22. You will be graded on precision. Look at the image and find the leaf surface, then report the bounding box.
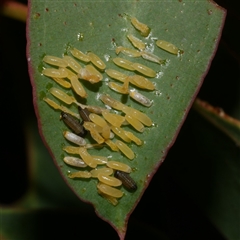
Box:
[27,1,226,238]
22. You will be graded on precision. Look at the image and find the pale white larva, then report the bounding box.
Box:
[129,89,153,107]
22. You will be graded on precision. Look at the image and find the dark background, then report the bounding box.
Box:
[1,0,239,239]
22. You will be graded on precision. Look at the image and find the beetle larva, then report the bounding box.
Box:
[130,17,150,37]
[51,77,71,88]
[105,69,128,83]
[42,68,68,78]
[128,75,155,90]
[156,40,179,55]
[78,65,102,84]
[87,52,106,70]
[98,190,118,206]
[43,55,68,68]
[105,139,119,152]
[97,183,123,198]
[63,146,80,154]
[102,110,125,128]
[115,46,141,58]
[122,105,152,126]
[68,75,87,98]
[83,121,102,133]
[107,160,131,173]
[63,156,87,168]
[98,173,122,187]
[129,89,153,107]
[78,147,98,168]
[89,113,108,128]
[108,81,129,94]
[112,57,135,71]
[90,167,113,178]
[83,122,105,144]
[61,112,86,137]
[63,131,87,146]
[114,170,137,191]
[111,126,131,143]
[49,87,75,105]
[101,125,111,140]
[99,94,125,111]
[127,34,146,51]
[125,114,145,132]
[43,98,80,119]
[131,63,156,78]
[68,170,91,179]
[78,106,91,122]
[70,48,91,62]
[123,131,142,145]
[63,55,82,73]
[115,140,135,160]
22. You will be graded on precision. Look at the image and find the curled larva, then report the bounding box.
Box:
[43,55,68,68]
[129,89,153,107]
[63,131,87,146]
[156,40,179,55]
[130,17,150,37]
[127,34,146,51]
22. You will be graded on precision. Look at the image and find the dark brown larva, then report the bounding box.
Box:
[114,170,137,191]
[61,112,87,137]
[78,106,91,122]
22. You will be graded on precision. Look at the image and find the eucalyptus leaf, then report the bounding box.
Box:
[27,0,226,238]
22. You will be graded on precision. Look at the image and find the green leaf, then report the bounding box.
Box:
[27,1,226,238]
[193,98,240,146]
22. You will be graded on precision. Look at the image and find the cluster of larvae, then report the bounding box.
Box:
[41,16,181,205]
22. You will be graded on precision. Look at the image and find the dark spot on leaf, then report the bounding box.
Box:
[45,8,49,12]
[33,13,40,19]
[118,13,123,17]
[197,50,200,53]
[207,9,213,15]
[38,43,42,47]
[74,3,77,6]
[178,0,182,2]
[176,76,179,80]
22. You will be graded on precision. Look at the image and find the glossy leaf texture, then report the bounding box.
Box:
[27,1,226,238]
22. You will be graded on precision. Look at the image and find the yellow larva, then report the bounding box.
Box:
[51,77,71,88]
[97,183,123,198]
[78,64,103,83]
[43,55,68,68]
[124,131,143,145]
[127,34,146,51]
[78,147,98,168]
[68,75,87,98]
[63,156,87,168]
[112,57,135,71]
[101,125,111,140]
[122,105,152,126]
[87,52,106,70]
[68,171,91,179]
[83,122,105,144]
[43,98,80,119]
[108,81,129,94]
[49,87,75,105]
[141,51,164,64]
[99,94,125,111]
[83,121,102,133]
[128,75,155,90]
[98,190,118,206]
[63,55,82,73]
[107,160,132,173]
[111,126,131,143]
[63,131,86,146]
[131,63,156,78]
[125,114,145,132]
[91,155,108,165]
[98,173,122,187]
[130,17,151,37]
[105,139,119,152]
[115,140,135,160]
[70,48,91,62]
[115,46,141,57]
[156,40,179,55]
[90,167,113,178]
[63,145,80,154]
[102,110,125,128]
[129,89,153,107]
[89,113,108,128]
[105,69,128,83]
[42,68,68,78]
